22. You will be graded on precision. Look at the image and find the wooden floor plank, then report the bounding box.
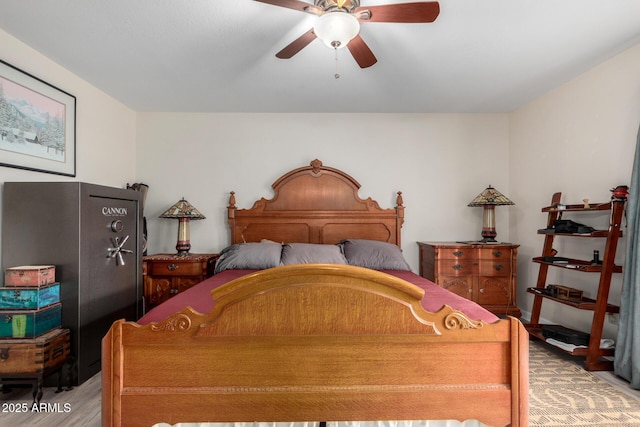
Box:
[1,373,101,426]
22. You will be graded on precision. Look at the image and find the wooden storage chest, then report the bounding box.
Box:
[4,265,56,287]
[0,303,62,338]
[0,283,60,310]
[554,285,584,302]
[0,328,70,374]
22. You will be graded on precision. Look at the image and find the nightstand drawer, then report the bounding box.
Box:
[149,261,203,277]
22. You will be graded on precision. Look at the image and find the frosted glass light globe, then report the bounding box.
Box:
[314,12,360,49]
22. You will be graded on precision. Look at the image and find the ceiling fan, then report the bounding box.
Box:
[255,0,440,68]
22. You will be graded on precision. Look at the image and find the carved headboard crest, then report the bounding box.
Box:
[310,158,323,174]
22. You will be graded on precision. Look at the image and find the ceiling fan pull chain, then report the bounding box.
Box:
[334,47,340,79]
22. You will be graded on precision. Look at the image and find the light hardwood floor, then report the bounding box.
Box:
[1,354,639,426]
[1,373,101,426]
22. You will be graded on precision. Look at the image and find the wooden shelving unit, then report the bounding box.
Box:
[526,192,626,371]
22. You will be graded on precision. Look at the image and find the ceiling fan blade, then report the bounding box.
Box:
[276,28,317,59]
[347,35,377,68]
[254,0,323,15]
[356,2,440,23]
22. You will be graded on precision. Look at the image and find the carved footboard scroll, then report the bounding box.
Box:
[103,264,528,427]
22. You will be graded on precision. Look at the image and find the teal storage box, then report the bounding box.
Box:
[0,303,62,338]
[0,283,60,310]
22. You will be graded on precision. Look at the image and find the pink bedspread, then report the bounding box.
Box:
[138,269,499,325]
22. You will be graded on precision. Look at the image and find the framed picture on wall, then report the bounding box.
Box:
[0,58,76,177]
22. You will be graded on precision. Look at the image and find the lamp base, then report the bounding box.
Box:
[457,240,504,245]
[480,236,498,243]
[175,218,191,256]
[480,205,498,243]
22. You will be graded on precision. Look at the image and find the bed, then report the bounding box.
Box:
[102,159,529,427]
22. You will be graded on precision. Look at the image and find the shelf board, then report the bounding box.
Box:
[542,202,612,212]
[532,257,623,273]
[526,288,620,313]
[537,230,622,238]
[525,324,615,358]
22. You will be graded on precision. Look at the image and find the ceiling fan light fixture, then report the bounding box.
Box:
[314,12,360,49]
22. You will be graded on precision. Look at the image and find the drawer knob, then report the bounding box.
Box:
[453,251,464,257]
[452,264,462,271]
[492,250,502,257]
[494,264,503,271]
[479,288,485,293]
[170,288,179,295]
[0,348,8,361]
[167,264,179,271]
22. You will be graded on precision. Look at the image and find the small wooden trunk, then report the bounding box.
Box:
[0,283,60,310]
[0,303,62,338]
[555,285,584,302]
[4,265,56,287]
[0,328,70,374]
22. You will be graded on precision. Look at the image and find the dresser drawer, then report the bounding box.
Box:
[435,247,474,260]
[435,259,478,275]
[478,259,511,276]
[149,261,203,277]
[477,248,512,260]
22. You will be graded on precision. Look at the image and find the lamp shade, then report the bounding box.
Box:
[314,12,360,49]
[467,186,514,207]
[159,198,205,219]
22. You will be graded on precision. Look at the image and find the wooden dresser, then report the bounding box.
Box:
[143,253,219,311]
[418,242,520,318]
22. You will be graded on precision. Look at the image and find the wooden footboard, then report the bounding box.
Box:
[102,265,528,427]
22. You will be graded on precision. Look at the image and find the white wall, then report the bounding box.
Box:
[136,113,510,271]
[510,43,640,338]
[0,29,138,262]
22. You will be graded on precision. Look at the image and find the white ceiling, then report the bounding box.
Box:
[1,0,639,113]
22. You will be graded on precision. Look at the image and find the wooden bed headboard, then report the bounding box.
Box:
[227,159,404,246]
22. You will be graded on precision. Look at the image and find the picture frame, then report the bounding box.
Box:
[0,58,76,177]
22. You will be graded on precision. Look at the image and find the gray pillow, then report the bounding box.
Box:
[280,243,347,265]
[341,239,411,270]
[214,241,282,274]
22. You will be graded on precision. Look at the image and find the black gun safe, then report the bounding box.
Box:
[2,182,143,385]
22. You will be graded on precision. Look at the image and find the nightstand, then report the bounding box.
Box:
[143,253,219,311]
[418,242,520,318]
